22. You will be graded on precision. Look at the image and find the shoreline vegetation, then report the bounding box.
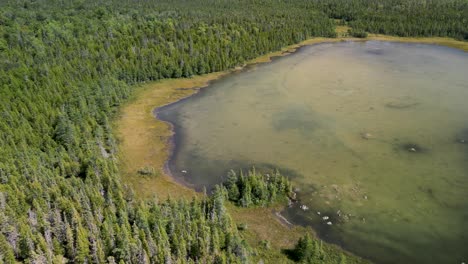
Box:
[3,0,467,262]
[116,34,468,195]
[115,34,467,262]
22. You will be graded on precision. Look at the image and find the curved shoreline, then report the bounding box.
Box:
[115,35,467,263]
[149,35,468,192]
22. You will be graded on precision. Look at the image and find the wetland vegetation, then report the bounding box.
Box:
[0,0,467,263]
[157,41,468,264]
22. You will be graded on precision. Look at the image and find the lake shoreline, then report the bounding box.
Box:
[115,35,467,263]
[150,34,468,192]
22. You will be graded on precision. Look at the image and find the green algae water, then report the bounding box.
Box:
[157,41,468,264]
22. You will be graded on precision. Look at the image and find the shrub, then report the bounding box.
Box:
[137,166,156,177]
[348,29,368,38]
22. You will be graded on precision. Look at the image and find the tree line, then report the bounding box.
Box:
[0,0,334,262]
[0,0,466,263]
[314,0,468,40]
[221,169,293,207]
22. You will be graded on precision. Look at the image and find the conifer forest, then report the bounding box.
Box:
[0,0,466,263]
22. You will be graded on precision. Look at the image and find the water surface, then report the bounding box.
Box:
[157,41,468,264]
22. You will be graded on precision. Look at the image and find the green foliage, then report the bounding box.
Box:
[137,166,156,177]
[260,239,271,250]
[348,29,368,38]
[285,234,354,263]
[222,169,292,207]
[315,0,468,40]
[0,0,333,261]
[0,233,16,264]
[237,223,248,231]
[0,0,465,262]
[291,234,326,263]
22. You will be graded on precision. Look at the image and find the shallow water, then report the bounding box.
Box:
[157,41,468,264]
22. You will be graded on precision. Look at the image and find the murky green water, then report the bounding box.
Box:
[157,41,468,264]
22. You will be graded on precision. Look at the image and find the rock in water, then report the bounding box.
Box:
[401,143,425,153]
[361,132,373,140]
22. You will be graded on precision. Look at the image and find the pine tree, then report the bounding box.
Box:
[0,233,15,264]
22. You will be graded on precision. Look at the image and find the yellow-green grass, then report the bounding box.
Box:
[115,74,226,200]
[228,204,369,263]
[115,34,466,198]
[335,25,351,37]
[114,37,346,199]
[113,40,368,262]
[366,34,468,52]
[114,32,466,263]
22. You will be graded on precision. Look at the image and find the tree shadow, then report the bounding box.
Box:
[281,248,300,262]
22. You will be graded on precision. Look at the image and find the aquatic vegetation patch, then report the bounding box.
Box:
[271,105,322,137]
[385,97,420,109]
[455,129,468,144]
[157,41,468,263]
[366,48,384,55]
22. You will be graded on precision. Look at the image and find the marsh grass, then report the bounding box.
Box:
[114,29,466,263]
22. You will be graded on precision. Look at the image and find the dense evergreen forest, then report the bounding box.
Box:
[0,0,466,263]
[315,0,468,39]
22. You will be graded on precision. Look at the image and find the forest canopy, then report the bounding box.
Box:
[0,0,466,263]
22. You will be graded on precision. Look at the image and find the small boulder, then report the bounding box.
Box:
[361,132,373,140]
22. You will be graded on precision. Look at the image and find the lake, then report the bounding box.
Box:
[157,41,468,264]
